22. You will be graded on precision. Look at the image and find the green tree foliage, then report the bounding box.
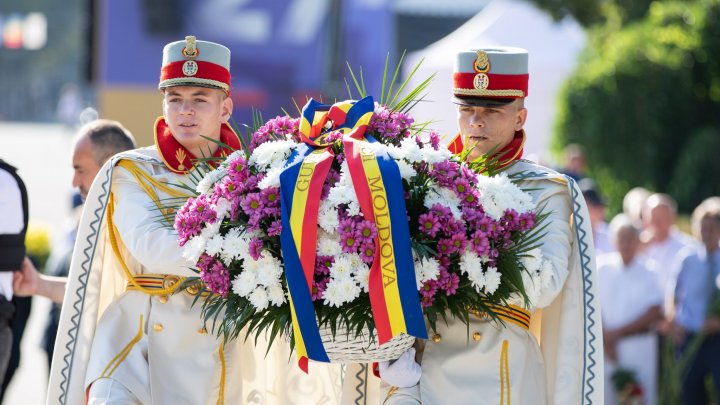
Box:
[529,0,653,27]
[553,0,720,213]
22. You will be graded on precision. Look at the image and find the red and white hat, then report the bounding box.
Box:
[452,46,528,107]
[159,35,231,94]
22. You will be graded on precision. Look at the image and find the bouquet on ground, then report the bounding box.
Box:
[173,67,552,367]
[611,368,644,405]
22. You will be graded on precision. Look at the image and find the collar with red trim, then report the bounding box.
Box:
[448,130,525,170]
[154,117,241,173]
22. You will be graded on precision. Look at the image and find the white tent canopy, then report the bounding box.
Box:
[403,0,585,163]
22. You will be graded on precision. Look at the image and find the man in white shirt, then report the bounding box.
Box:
[0,159,28,383]
[599,214,663,405]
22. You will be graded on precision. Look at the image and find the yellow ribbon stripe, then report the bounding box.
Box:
[358,144,406,336]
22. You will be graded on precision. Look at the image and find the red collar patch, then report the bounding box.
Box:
[154,117,242,173]
[448,130,525,170]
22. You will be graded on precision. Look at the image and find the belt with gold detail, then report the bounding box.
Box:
[469,304,531,331]
[125,274,208,297]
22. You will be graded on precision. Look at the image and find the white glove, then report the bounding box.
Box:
[378,348,421,388]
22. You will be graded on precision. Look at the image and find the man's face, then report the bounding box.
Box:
[646,204,674,233]
[162,86,232,154]
[615,227,640,265]
[457,99,527,162]
[72,136,101,200]
[699,216,720,251]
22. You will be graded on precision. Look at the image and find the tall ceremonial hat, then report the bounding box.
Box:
[159,35,231,94]
[452,46,529,107]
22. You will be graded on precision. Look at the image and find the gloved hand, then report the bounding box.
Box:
[378,348,421,388]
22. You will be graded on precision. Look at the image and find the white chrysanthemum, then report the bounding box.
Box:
[346,201,361,217]
[396,160,417,180]
[232,271,257,297]
[318,201,339,233]
[226,150,244,162]
[221,229,250,265]
[467,267,487,293]
[322,279,345,307]
[475,173,534,220]
[346,254,365,271]
[317,235,342,255]
[539,259,555,288]
[181,235,206,264]
[249,139,296,171]
[522,272,541,308]
[399,137,424,162]
[215,197,232,220]
[521,248,543,273]
[416,257,440,282]
[329,255,354,279]
[204,234,224,257]
[328,183,357,206]
[386,144,406,160]
[249,287,270,311]
[354,265,370,292]
[195,168,224,194]
[337,277,362,303]
[484,267,501,294]
[267,283,286,306]
[255,257,283,287]
[424,184,462,219]
[258,166,283,189]
[421,147,452,164]
[201,220,221,239]
[460,251,482,275]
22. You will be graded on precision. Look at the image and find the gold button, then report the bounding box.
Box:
[163,275,180,289]
[158,295,168,304]
[166,207,175,215]
[198,327,207,334]
[473,332,482,341]
[153,323,164,332]
[431,333,442,343]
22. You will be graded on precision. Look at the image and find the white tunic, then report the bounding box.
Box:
[384,160,604,405]
[48,148,343,404]
[598,253,662,405]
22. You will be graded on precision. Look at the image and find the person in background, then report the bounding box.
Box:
[641,193,700,308]
[580,178,613,257]
[622,186,651,229]
[598,214,663,405]
[0,159,29,386]
[560,143,587,181]
[670,197,720,405]
[13,119,137,305]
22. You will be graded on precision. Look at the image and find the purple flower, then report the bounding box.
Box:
[174,199,203,246]
[452,178,472,197]
[267,220,282,236]
[470,230,491,256]
[436,238,456,256]
[356,220,378,244]
[450,233,469,255]
[226,155,248,183]
[359,242,376,264]
[311,278,328,301]
[248,237,264,261]
[428,131,441,150]
[442,272,459,296]
[432,161,460,187]
[418,213,441,237]
[199,257,230,297]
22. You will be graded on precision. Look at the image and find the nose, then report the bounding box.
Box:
[469,110,484,128]
[179,100,194,115]
[72,172,80,188]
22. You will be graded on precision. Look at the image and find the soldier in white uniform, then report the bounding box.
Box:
[48,36,342,405]
[380,47,604,404]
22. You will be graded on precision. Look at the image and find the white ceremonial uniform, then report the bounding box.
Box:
[384,160,604,405]
[48,148,343,405]
[598,253,662,405]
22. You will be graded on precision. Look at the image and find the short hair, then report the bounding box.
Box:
[609,213,640,240]
[646,193,678,217]
[77,119,136,166]
[691,197,720,237]
[623,186,651,224]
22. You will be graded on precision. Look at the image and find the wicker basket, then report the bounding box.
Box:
[318,323,415,363]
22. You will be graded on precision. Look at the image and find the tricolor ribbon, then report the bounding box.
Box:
[279,97,426,371]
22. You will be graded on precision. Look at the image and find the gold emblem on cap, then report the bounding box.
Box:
[182,35,198,58]
[474,50,490,73]
[473,73,489,90]
[182,60,198,76]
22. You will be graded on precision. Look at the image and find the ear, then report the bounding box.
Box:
[221,95,233,123]
[514,107,528,131]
